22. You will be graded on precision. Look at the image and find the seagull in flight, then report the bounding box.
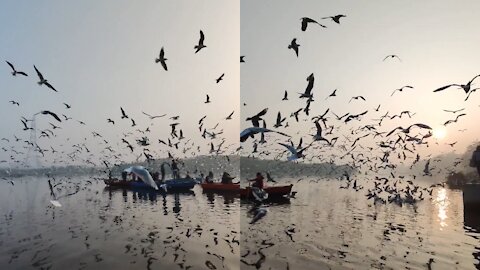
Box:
[205,94,210,103]
[246,108,268,127]
[120,107,129,119]
[391,85,414,96]
[194,30,207,53]
[273,112,286,128]
[443,108,465,114]
[155,47,168,71]
[225,111,234,120]
[6,61,28,76]
[349,96,366,103]
[383,55,402,62]
[38,110,62,122]
[216,73,224,83]
[142,111,166,119]
[325,89,337,100]
[433,75,480,94]
[9,100,19,106]
[299,73,314,98]
[300,17,326,31]
[288,38,300,57]
[240,56,245,63]
[282,90,288,101]
[34,65,57,92]
[386,123,432,137]
[444,113,466,126]
[322,14,346,24]
[312,120,330,144]
[240,127,289,142]
[278,142,309,161]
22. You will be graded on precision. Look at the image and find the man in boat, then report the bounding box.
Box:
[249,172,265,189]
[471,145,480,177]
[205,171,214,183]
[121,171,128,181]
[221,172,235,184]
[171,159,180,179]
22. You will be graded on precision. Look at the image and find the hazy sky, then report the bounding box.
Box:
[240,0,480,163]
[0,1,239,167]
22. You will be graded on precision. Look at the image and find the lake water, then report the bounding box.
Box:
[240,178,480,270]
[1,175,479,269]
[0,176,240,270]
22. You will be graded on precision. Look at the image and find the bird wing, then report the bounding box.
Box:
[433,84,456,92]
[278,142,296,154]
[44,82,57,92]
[199,30,205,44]
[160,59,168,71]
[411,123,432,130]
[42,111,62,122]
[386,127,402,137]
[6,61,15,71]
[256,108,268,117]
[33,65,44,80]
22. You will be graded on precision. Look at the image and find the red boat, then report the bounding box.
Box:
[240,184,293,199]
[201,182,240,192]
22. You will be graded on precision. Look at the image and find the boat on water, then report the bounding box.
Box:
[200,182,293,199]
[240,184,293,199]
[200,182,240,192]
[104,177,198,191]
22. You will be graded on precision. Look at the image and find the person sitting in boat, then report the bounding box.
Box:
[470,145,480,177]
[121,171,128,181]
[171,159,180,179]
[205,171,214,183]
[152,171,160,182]
[249,172,265,189]
[185,172,191,179]
[221,172,235,184]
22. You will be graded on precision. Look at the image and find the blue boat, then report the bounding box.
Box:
[105,177,199,191]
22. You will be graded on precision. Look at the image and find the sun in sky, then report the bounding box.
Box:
[432,127,447,140]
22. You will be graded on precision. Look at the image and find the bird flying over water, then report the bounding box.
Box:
[391,86,414,96]
[37,110,62,122]
[443,113,466,126]
[240,127,289,142]
[282,90,288,101]
[386,123,432,137]
[194,30,206,53]
[288,38,300,57]
[6,61,28,76]
[300,17,326,31]
[433,75,480,94]
[322,14,346,24]
[216,73,224,83]
[300,73,314,98]
[155,47,168,71]
[34,65,57,92]
[120,107,128,119]
[246,108,268,127]
[383,55,402,62]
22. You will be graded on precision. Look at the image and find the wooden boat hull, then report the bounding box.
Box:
[104,178,198,191]
[201,183,240,192]
[241,184,293,199]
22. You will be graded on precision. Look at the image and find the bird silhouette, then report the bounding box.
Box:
[34,65,57,92]
[155,47,168,71]
[288,38,300,57]
[322,14,346,24]
[300,17,326,31]
[433,75,480,94]
[194,30,207,53]
[6,61,28,76]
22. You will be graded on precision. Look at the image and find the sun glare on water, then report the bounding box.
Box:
[432,127,447,140]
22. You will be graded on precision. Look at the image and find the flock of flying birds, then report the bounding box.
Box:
[2,29,239,188]
[239,14,479,207]
[1,13,479,208]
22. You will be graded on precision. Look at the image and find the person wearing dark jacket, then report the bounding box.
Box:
[248,172,265,189]
[471,145,480,177]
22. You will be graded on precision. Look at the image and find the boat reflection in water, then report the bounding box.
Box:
[103,186,194,215]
